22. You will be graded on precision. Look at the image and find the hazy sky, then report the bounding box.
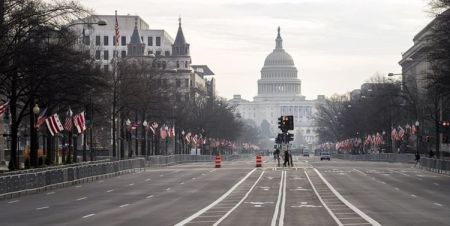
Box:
[78,0,432,100]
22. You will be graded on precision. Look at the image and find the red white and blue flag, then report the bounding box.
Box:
[35,108,47,129]
[45,113,64,136]
[64,108,73,131]
[0,101,8,117]
[114,11,120,47]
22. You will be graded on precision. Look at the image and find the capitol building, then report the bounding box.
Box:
[229,27,323,147]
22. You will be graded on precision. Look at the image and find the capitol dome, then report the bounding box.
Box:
[256,27,303,99]
[264,50,294,66]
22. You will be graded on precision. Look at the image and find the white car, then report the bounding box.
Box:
[320,152,331,161]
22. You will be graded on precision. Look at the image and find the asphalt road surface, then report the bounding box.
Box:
[1,156,449,226]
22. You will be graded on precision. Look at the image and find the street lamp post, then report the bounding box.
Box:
[31,103,40,167]
[415,120,420,155]
[143,120,148,157]
[125,119,131,158]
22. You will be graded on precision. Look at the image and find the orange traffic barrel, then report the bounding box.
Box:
[256,155,262,167]
[215,155,221,168]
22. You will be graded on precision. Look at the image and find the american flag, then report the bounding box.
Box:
[45,113,64,136]
[0,101,8,117]
[64,108,73,131]
[114,11,120,47]
[34,108,47,129]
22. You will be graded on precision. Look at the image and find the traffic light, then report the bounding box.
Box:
[286,133,294,143]
[278,117,284,131]
[285,116,294,130]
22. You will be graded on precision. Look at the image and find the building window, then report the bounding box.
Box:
[156,37,161,46]
[95,50,100,60]
[95,36,100,46]
[141,36,143,42]
[148,37,153,46]
[185,79,189,87]
[156,51,161,56]
[104,50,109,60]
[176,61,180,68]
[103,36,109,46]
[162,61,166,69]
[184,61,188,68]
[185,93,189,101]
[165,51,170,56]
[148,51,153,55]
[121,50,126,58]
[121,36,126,46]
[176,79,181,87]
[103,64,109,72]
[83,36,90,45]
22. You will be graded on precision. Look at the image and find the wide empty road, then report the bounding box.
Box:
[1,156,449,226]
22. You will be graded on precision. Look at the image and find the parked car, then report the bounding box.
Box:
[303,151,309,157]
[320,152,331,161]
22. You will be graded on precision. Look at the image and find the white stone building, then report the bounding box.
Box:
[229,28,321,146]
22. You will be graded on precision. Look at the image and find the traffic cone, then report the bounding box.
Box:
[215,155,221,168]
[256,155,262,167]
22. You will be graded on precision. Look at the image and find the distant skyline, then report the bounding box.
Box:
[77,0,433,100]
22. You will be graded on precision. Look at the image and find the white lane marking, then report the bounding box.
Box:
[209,169,216,173]
[36,206,49,210]
[411,194,417,198]
[77,197,87,201]
[389,169,410,177]
[129,183,134,186]
[314,168,382,226]
[146,195,154,199]
[46,192,55,195]
[76,185,82,188]
[279,170,287,226]
[8,200,19,204]
[119,204,129,208]
[166,188,171,191]
[192,177,196,180]
[213,171,265,226]
[271,170,285,226]
[106,189,114,193]
[180,182,185,185]
[160,174,164,177]
[305,170,343,226]
[174,168,257,226]
[145,178,151,182]
[98,180,104,183]
[82,213,95,218]
[433,202,443,207]
[433,183,439,186]
[394,187,400,191]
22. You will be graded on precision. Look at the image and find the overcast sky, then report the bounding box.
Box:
[78,0,432,100]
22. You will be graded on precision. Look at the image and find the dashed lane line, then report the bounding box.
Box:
[433,203,443,207]
[174,168,257,226]
[411,194,417,198]
[119,204,129,208]
[76,197,87,201]
[8,200,19,204]
[36,206,49,210]
[279,170,287,226]
[314,168,382,226]
[82,214,95,218]
[46,192,55,195]
[213,171,265,226]
[146,195,154,199]
[106,189,114,193]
